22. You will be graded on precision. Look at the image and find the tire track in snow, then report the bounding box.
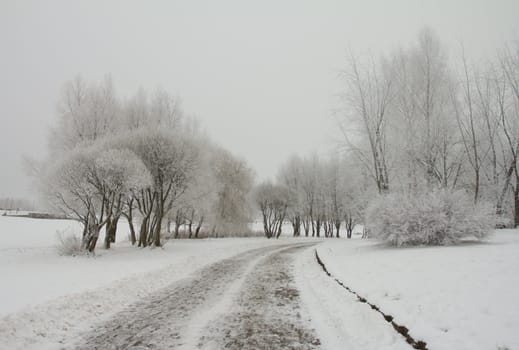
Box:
[315,249,429,350]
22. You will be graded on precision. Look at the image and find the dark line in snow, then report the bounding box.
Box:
[314,249,429,350]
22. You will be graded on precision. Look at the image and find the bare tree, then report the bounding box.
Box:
[277,155,305,236]
[498,44,519,227]
[45,146,151,252]
[50,75,118,155]
[210,148,254,237]
[254,182,289,238]
[124,128,198,246]
[323,157,346,238]
[341,50,394,193]
[452,49,486,202]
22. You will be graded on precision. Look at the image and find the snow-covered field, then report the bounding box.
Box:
[315,230,519,350]
[1,215,517,350]
[0,216,297,349]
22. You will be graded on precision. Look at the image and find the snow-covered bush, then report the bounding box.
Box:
[366,190,495,246]
[56,230,84,256]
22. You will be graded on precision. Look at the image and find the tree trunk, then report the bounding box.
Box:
[292,215,300,237]
[303,219,309,237]
[323,221,329,237]
[104,215,119,249]
[104,216,113,249]
[362,226,368,239]
[111,216,118,242]
[81,217,89,243]
[195,216,203,238]
[86,224,100,253]
[276,221,282,239]
[139,217,149,247]
[515,181,519,228]
[315,218,321,237]
[128,215,136,245]
[153,220,162,246]
[496,159,516,224]
[174,221,180,239]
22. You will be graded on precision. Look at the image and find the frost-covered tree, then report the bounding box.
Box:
[92,148,152,249]
[168,142,218,238]
[275,153,367,239]
[41,76,266,253]
[277,155,305,236]
[44,146,151,252]
[340,50,394,193]
[122,87,182,132]
[322,157,345,238]
[210,148,254,236]
[116,128,198,246]
[254,181,289,239]
[49,75,118,155]
[497,43,519,227]
[405,28,457,189]
[338,29,519,238]
[342,160,372,238]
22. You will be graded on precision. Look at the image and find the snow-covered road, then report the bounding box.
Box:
[74,243,320,349]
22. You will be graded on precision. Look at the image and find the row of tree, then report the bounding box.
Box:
[41,77,254,252]
[0,197,35,211]
[341,28,519,228]
[254,154,369,239]
[253,29,518,241]
[41,28,518,248]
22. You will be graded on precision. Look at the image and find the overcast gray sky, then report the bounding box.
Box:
[1,0,518,200]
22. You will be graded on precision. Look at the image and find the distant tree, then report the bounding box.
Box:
[254,181,289,238]
[168,143,218,238]
[322,157,346,238]
[210,148,254,237]
[0,197,35,211]
[277,155,305,236]
[299,155,319,236]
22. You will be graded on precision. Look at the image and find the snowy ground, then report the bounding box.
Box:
[1,215,517,349]
[0,216,313,349]
[315,230,519,350]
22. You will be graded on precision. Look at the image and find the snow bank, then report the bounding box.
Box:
[316,230,519,350]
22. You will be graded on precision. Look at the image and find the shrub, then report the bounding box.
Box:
[56,229,84,256]
[366,190,495,246]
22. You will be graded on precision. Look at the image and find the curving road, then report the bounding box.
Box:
[76,243,321,350]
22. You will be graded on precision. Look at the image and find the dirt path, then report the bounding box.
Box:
[197,244,321,350]
[75,243,320,350]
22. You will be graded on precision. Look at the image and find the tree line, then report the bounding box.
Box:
[254,154,367,239]
[40,77,254,252]
[254,28,518,245]
[338,28,518,228]
[39,28,518,251]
